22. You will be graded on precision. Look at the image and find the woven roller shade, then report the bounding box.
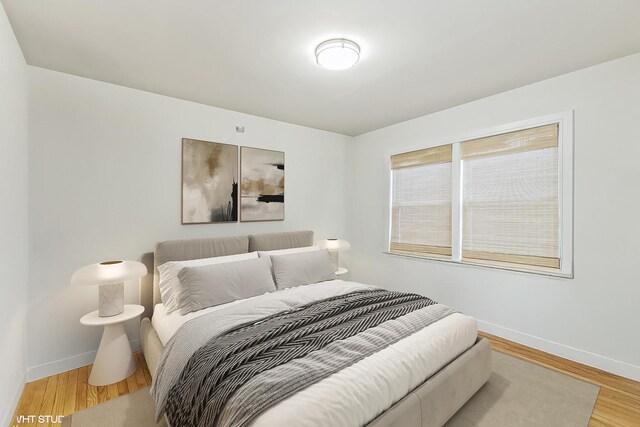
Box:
[390,149,452,257]
[391,144,452,170]
[462,123,558,160]
[462,125,560,269]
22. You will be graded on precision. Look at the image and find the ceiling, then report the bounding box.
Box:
[4,1,640,136]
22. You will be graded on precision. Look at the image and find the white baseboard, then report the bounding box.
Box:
[23,323,640,383]
[26,339,140,382]
[2,373,26,427]
[478,320,640,381]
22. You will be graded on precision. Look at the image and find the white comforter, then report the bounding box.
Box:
[152,280,477,426]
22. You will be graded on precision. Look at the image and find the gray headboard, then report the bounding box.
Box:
[139,230,314,319]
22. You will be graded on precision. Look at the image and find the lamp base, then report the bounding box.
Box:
[98,282,124,317]
[329,252,339,272]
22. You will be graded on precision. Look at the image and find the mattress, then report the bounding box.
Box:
[151,280,477,427]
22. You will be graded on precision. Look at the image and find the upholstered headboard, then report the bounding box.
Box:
[139,230,314,319]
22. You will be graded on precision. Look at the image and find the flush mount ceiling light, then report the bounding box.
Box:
[315,38,360,70]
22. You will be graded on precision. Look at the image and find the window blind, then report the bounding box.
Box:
[461,124,560,268]
[390,145,452,257]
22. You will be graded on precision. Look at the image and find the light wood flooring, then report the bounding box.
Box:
[9,336,640,426]
[9,352,152,427]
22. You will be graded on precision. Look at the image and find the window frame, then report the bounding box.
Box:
[385,111,574,278]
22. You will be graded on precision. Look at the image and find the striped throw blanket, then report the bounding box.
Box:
[160,288,454,427]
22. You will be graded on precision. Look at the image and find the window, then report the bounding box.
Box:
[391,145,452,257]
[388,114,573,277]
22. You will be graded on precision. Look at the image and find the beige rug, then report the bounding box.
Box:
[63,351,598,427]
[445,351,598,426]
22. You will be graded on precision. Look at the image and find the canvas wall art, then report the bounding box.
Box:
[240,147,285,221]
[182,138,238,224]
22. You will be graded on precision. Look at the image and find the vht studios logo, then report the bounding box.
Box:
[14,414,64,424]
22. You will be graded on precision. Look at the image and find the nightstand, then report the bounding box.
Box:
[80,304,144,386]
[336,267,349,276]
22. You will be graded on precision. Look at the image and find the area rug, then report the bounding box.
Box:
[62,351,599,427]
[445,351,598,426]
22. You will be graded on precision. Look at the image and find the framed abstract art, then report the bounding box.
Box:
[240,147,285,222]
[182,138,238,224]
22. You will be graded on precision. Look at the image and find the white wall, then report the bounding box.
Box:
[0,2,29,424]
[27,67,352,379]
[350,53,640,380]
[20,32,640,385]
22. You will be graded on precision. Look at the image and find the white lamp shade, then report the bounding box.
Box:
[318,239,351,252]
[71,260,147,286]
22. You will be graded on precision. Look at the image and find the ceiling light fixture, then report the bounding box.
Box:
[315,38,360,70]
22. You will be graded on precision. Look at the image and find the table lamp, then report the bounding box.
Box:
[318,238,351,271]
[72,260,147,317]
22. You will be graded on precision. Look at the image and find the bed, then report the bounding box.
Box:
[138,230,491,427]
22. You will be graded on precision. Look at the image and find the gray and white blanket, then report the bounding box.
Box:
[151,282,455,427]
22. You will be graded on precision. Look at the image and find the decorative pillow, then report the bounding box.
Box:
[158,251,258,313]
[270,250,336,290]
[257,245,321,268]
[177,257,276,315]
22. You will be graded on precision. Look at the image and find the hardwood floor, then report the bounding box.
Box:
[9,352,152,427]
[9,337,640,426]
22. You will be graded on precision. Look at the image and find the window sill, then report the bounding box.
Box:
[383,251,573,279]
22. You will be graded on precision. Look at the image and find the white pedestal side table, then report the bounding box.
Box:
[336,267,349,276]
[80,304,144,386]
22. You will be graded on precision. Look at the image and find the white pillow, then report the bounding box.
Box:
[158,251,258,313]
[258,245,321,268]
